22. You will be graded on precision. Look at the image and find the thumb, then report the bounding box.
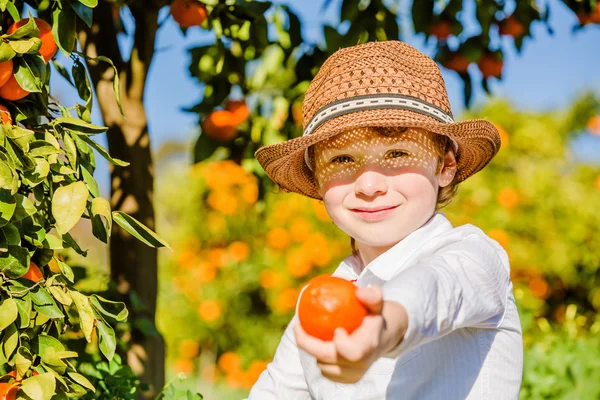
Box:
[356,285,383,314]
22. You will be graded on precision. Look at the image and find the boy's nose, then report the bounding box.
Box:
[354,169,388,198]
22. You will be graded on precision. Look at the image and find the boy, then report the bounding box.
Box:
[247,41,523,399]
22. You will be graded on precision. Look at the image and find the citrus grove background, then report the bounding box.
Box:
[0,0,597,399]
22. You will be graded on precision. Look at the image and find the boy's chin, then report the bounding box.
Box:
[352,233,407,250]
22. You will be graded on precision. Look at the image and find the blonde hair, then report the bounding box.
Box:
[307,127,460,258]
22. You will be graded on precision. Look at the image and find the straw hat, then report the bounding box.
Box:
[255,40,500,200]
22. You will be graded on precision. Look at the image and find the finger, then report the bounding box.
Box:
[295,323,338,364]
[356,285,384,314]
[334,317,383,362]
[319,364,365,384]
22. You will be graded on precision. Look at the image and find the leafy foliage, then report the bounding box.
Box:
[0,0,167,397]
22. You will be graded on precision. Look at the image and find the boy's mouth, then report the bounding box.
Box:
[350,205,399,221]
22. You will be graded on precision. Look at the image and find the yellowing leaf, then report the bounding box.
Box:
[21,372,56,400]
[51,181,88,235]
[70,291,95,342]
[0,298,18,332]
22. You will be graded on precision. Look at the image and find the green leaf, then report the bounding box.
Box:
[90,295,127,322]
[70,291,95,342]
[63,132,77,170]
[52,2,76,58]
[30,287,64,319]
[77,53,124,115]
[41,233,63,250]
[29,140,60,157]
[4,3,20,26]
[67,372,95,392]
[13,54,46,93]
[6,16,39,39]
[71,58,92,122]
[20,372,56,400]
[0,298,18,332]
[8,37,42,55]
[1,224,20,247]
[53,117,108,135]
[61,232,87,257]
[80,164,99,198]
[79,135,129,166]
[70,2,94,28]
[13,295,31,328]
[54,258,73,282]
[0,160,19,195]
[6,126,35,152]
[112,211,171,250]
[48,286,72,306]
[96,319,116,360]
[51,181,88,235]
[13,194,36,221]
[0,41,16,62]
[1,323,18,361]
[78,0,98,7]
[51,59,73,85]
[0,245,30,279]
[0,191,16,227]
[15,346,33,379]
[193,131,220,163]
[22,158,50,186]
[90,197,111,243]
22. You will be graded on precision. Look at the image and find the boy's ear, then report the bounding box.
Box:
[437,150,457,188]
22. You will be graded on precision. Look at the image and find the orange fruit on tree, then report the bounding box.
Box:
[478,53,503,79]
[228,241,250,262]
[170,0,208,28]
[7,18,58,63]
[173,358,194,376]
[218,351,241,373]
[0,383,18,400]
[0,75,30,101]
[0,60,13,88]
[298,275,367,341]
[225,99,250,124]
[498,15,525,38]
[443,53,470,73]
[197,299,221,322]
[273,287,300,314]
[587,115,600,136]
[178,339,200,359]
[428,20,452,40]
[497,187,519,209]
[202,110,238,142]
[22,261,43,282]
[0,104,12,125]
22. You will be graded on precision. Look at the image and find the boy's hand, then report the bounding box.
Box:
[294,285,406,384]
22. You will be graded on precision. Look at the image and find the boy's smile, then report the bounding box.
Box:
[313,126,456,265]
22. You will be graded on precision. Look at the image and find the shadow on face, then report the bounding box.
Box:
[312,126,442,193]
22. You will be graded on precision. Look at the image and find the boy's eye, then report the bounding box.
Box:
[331,155,354,164]
[385,150,409,159]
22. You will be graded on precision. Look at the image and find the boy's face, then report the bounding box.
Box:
[313,127,456,249]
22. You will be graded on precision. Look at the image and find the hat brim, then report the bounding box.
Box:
[255,108,500,200]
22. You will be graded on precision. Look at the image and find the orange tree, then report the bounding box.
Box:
[155,94,600,396]
[40,0,600,393]
[0,1,169,398]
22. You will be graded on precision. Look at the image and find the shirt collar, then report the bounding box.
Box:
[341,213,454,282]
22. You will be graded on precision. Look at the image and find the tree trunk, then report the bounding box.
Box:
[78,1,167,396]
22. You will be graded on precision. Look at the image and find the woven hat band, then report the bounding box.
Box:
[302,94,458,171]
[302,94,455,137]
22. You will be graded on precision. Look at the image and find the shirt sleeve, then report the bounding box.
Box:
[245,315,312,400]
[381,235,510,358]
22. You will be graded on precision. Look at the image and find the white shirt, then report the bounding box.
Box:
[246,213,523,400]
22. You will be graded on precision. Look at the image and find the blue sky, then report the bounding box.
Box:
[49,0,600,194]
